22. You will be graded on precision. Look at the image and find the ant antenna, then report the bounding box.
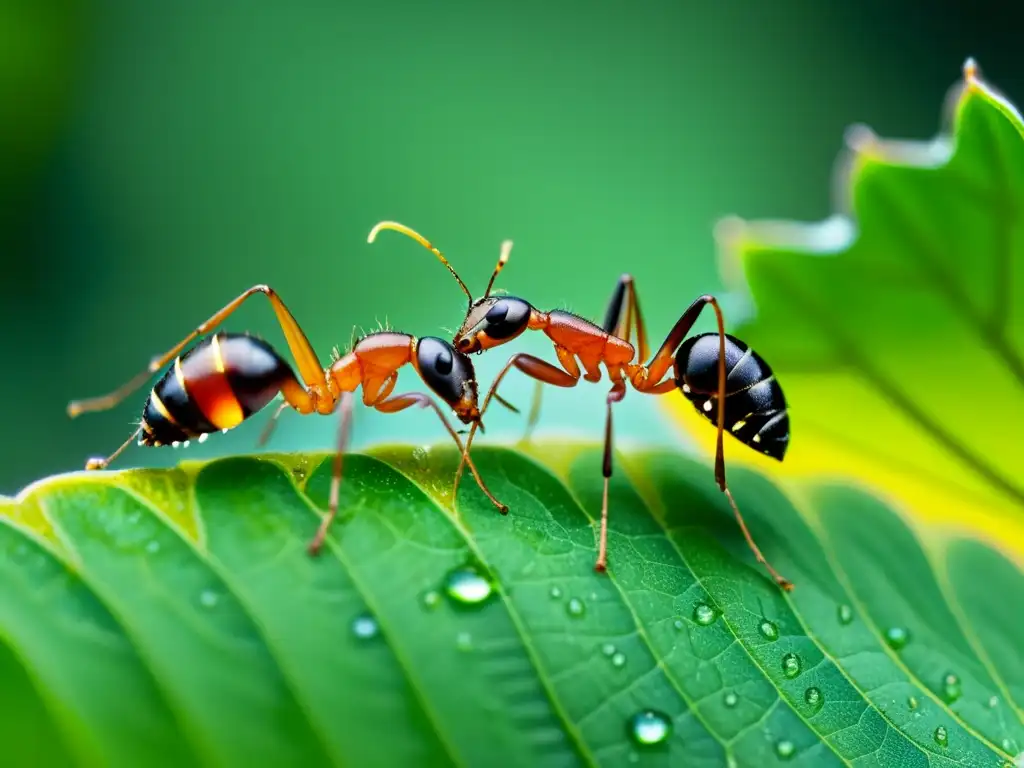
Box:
[368,221,473,311]
[483,240,513,299]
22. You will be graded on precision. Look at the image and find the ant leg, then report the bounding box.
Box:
[374,392,509,513]
[595,378,627,572]
[521,380,544,443]
[84,426,144,470]
[257,401,291,448]
[643,295,793,590]
[68,285,328,418]
[602,274,651,362]
[308,392,355,555]
[453,353,578,503]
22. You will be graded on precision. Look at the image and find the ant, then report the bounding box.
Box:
[368,222,793,591]
[65,284,509,554]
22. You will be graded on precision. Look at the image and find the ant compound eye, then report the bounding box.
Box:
[417,336,475,407]
[483,298,531,341]
[433,348,453,375]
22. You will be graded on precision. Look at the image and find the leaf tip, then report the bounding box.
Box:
[963,56,980,84]
[843,123,880,158]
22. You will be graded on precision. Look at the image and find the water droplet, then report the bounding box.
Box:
[781,652,802,678]
[601,643,616,657]
[933,725,948,748]
[774,739,795,760]
[673,618,684,631]
[723,692,738,708]
[804,687,823,713]
[199,590,218,608]
[837,604,853,624]
[758,619,779,641]
[549,586,562,599]
[145,540,160,554]
[941,672,961,703]
[884,626,910,650]
[626,752,639,764]
[455,631,472,651]
[444,565,493,605]
[1000,738,1013,751]
[693,603,719,626]
[611,652,626,669]
[988,695,999,708]
[627,710,672,746]
[566,598,586,617]
[908,696,919,710]
[351,613,378,640]
[421,590,440,609]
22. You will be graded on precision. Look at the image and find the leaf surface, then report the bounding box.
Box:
[1,445,1020,767]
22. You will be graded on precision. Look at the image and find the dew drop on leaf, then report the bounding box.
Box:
[455,631,472,651]
[351,613,378,640]
[941,673,962,703]
[758,619,779,641]
[566,598,585,617]
[145,541,160,554]
[199,590,218,608]
[549,586,562,599]
[693,603,718,625]
[804,687,823,713]
[611,652,626,669]
[444,565,493,606]
[723,692,738,708]
[627,710,672,746]
[988,695,999,708]
[781,653,801,678]
[601,642,616,657]
[673,618,684,631]
[421,590,440,610]
[933,725,948,748]
[884,626,910,650]
[774,739,795,760]
[837,604,853,625]
[908,696,919,710]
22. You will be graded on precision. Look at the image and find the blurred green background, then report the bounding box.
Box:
[1,0,1019,495]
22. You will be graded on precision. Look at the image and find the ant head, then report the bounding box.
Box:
[415,336,480,424]
[454,296,534,354]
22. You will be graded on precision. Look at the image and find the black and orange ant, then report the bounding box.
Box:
[368,222,793,590]
[66,284,509,554]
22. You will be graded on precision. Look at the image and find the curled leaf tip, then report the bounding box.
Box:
[963,56,979,85]
[713,215,747,248]
[844,123,880,157]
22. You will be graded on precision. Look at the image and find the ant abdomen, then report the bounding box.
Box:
[674,332,789,460]
[141,332,294,446]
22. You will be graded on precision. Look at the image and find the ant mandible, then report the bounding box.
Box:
[66,284,508,554]
[368,222,793,591]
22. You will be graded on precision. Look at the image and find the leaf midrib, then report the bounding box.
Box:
[357,452,600,768]
[282,468,466,768]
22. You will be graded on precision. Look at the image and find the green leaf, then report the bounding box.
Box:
[2,445,1021,767]
[665,60,1024,555]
